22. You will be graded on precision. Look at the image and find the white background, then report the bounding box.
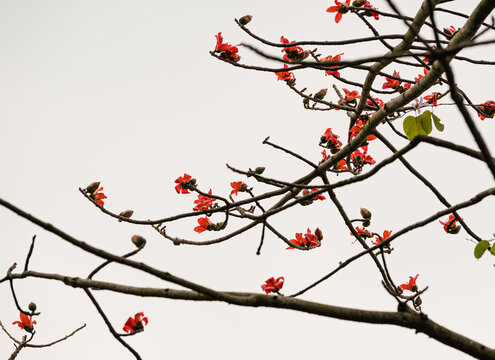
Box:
[1,1,494,359]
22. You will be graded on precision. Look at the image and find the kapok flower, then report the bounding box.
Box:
[321,150,328,163]
[351,146,376,167]
[194,216,213,233]
[439,214,462,234]
[91,187,107,206]
[415,67,429,82]
[382,70,400,90]
[342,88,360,103]
[12,312,37,333]
[372,230,392,247]
[175,173,193,194]
[320,128,342,153]
[309,188,326,201]
[123,312,148,333]
[476,101,495,120]
[424,92,439,106]
[287,228,322,249]
[214,32,241,62]
[275,64,295,82]
[443,25,458,38]
[350,226,372,240]
[280,36,307,63]
[334,159,348,171]
[350,118,377,141]
[261,276,285,294]
[320,53,344,77]
[326,0,351,23]
[362,1,379,20]
[230,181,248,196]
[400,274,419,292]
[366,97,384,108]
[193,190,216,212]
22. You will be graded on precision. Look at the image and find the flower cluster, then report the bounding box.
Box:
[280,36,308,63]
[382,70,411,92]
[476,101,495,120]
[214,32,240,62]
[261,276,285,294]
[12,312,37,333]
[366,97,384,108]
[350,116,377,142]
[400,274,419,292]
[193,190,216,211]
[320,128,342,153]
[320,53,344,77]
[439,214,462,234]
[351,145,376,168]
[326,0,351,23]
[424,92,439,106]
[287,228,323,249]
[123,312,148,333]
[275,64,295,83]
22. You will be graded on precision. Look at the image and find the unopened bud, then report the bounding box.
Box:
[119,210,134,219]
[360,208,372,219]
[314,88,328,100]
[131,235,146,248]
[85,181,100,194]
[352,0,366,6]
[239,15,252,25]
[414,296,422,306]
[301,51,310,61]
[443,27,454,37]
[28,302,37,312]
[315,228,323,241]
[255,166,266,175]
[303,98,309,106]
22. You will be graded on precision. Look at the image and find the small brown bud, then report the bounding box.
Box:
[131,235,146,248]
[414,296,422,306]
[85,181,100,194]
[352,0,366,6]
[119,210,134,219]
[314,88,328,100]
[239,15,252,25]
[314,228,323,241]
[360,207,372,219]
[28,302,37,312]
[255,166,266,175]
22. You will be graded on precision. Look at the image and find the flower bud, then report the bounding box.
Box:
[119,210,134,219]
[362,219,371,227]
[131,235,146,248]
[414,296,422,306]
[85,181,100,194]
[28,302,37,312]
[360,208,372,219]
[314,88,328,100]
[352,0,366,6]
[303,98,309,106]
[239,15,252,25]
[443,27,454,37]
[255,167,266,175]
[314,228,323,241]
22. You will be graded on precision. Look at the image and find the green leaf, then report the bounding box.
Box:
[474,240,490,259]
[420,111,432,135]
[490,244,495,256]
[403,116,417,140]
[432,113,444,131]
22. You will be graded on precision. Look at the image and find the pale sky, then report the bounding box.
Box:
[1,1,494,359]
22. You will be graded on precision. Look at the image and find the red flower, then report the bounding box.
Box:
[320,53,344,77]
[280,36,307,63]
[214,32,241,62]
[443,25,458,38]
[400,274,419,292]
[123,312,148,333]
[193,190,216,211]
[230,181,248,196]
[351,147,376,166]
[350,119,377,141]
[261,276,285,294]
[415,67,429,82]
[424,92,439,106]
[350,226,372,240]
[12,312,37,333]
[334,159,348,170]
[321,128,343,152]
[175,173,192,194]
[91,187,107,206]
[439,214,462,234]
[366,97,384,108]
[382,70,400,90]
[372,230,392,246]
[321,150,328,163]
[287,228,321,249]
[476,101,495,120]
[422,46,436,66]
[275,64,295,81]
[194,216,212,233]
[326,0,351,23]
[343,88,360,103]
[309,188,326,201]
[363,1,379,20]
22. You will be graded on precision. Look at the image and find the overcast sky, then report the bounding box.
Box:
[1,1,494,359]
